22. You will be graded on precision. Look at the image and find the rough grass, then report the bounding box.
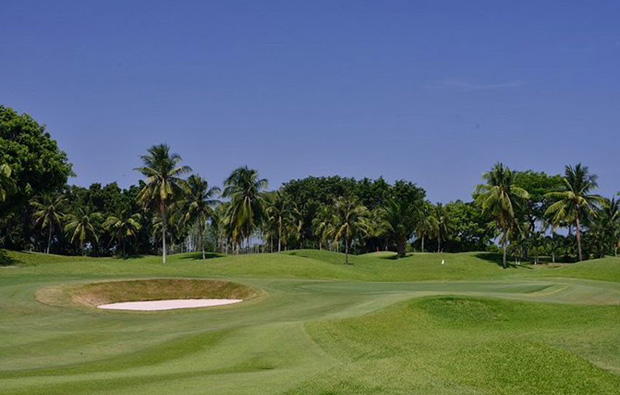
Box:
[0,249,619,394]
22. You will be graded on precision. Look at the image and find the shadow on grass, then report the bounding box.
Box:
[0,250,20,266]
[473,252,534,269]
[119,255,147,260]
[178,252,224,261]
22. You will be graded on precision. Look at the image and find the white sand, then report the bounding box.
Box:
[97,299,243,311]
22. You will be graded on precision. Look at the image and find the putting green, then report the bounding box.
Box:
[0,250,619,394]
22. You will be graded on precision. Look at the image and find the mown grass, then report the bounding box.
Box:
[299,296,620,394]
[0,249,619,394]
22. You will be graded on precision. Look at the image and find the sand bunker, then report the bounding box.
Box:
[98,298,243,311]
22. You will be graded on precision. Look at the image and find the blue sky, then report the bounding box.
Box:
[1,0,618,202]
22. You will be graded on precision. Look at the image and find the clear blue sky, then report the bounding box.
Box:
[1,0,618,202]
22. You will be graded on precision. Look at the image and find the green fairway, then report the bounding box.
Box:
[1,250,619,394]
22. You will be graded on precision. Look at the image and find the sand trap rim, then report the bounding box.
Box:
[36,278,263,310]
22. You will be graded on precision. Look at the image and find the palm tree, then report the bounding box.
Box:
[415,203,439,253]
[313,204,335,251]
[176,175,220,259]
[31,194,67,254]
[64,208,102,255]
[265,191,288,252]
[378,199,419,258]
[222,166,267,253]
[135,144,192,263]
[598,197,620,257]
[545,164,602,261]
[331,196,370,264]
[434,203,454,253]
[475,163,529,269]
[103,209,142,257]
[0,163,13,202]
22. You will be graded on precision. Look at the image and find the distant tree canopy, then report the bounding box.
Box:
[0,104,618,263]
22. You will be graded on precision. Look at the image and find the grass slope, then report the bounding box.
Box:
[0,250,619,394]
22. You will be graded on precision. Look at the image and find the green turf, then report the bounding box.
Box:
[1,250,619,394]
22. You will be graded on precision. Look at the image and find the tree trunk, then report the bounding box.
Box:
[278,217,282,253]
[162,205,167,264]
[421,235,425,253]
[576,212,583,261]
[437,235,441,253]
[345,230,350,265]
[46,225,52,254]
[397,238,405,258]
[502,230,508,269]
[200,222,205,259]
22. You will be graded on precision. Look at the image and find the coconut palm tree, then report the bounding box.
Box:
[415,202,439,253]
[64,208,102,255]
[597,197,620,257]
[0,163,13,202]
[545,164,602,261]
[222,166,267,253]
[434,203,455,253]
[264,191,288,252]
[103,209,142,257]
[135,144,192,263]
[475,163,529,269]
[331,196,370,264]
[176,175,220,259]
[378,198,419,258]
[31,194,67,254]
[313,204,335,251]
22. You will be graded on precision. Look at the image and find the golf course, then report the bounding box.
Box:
[1,250,619,394]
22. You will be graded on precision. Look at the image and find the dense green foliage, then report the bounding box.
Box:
[0,105,618,263]
[0,106,73,249]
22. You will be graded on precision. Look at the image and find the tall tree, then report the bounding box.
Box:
[31,194,67,254]
[434,203,455,253]
[135,144,192,263]
[475,163,529,269]
[331,196,370,264]
[415,202,439,253]
[222,166,267,253]
[176,175,220,259]
[264,191,289,252]
[312,204,335,251]
[378,198,419,257]
[103,209,142,257]
[591,197,620,257]
[545,164,602,261]
[64,207,101,255]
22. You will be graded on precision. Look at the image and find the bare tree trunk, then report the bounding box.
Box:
[278,217,282,253]
[47,226,52,254]
[576,212,583,261]
[200,222,205,259]
[345,230,350,265]
[502,230,508,269]
[437,235,441,253]
[421,235,425,253]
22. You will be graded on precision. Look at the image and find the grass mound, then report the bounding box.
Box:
[37,279,261,308]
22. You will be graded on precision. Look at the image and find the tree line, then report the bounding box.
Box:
[1,105,618,265]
